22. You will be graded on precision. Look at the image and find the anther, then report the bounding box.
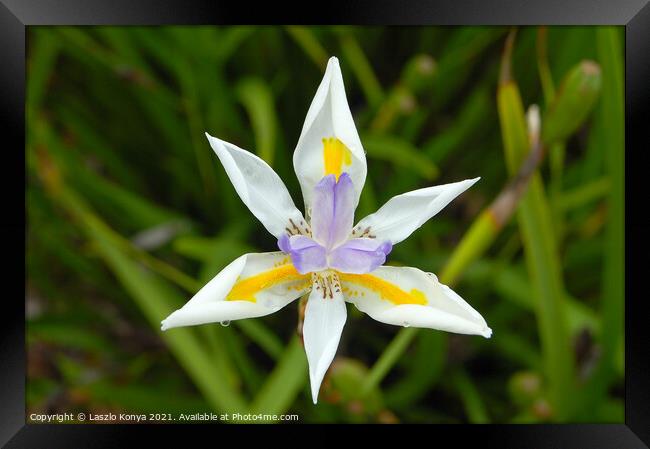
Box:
[289,218,301,234]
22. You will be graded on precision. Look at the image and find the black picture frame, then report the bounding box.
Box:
[4,0,649,446]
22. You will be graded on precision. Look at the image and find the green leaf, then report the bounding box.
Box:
[572,26,624,419]
[51,186,247,413]
[248,336,307,416]
[337,29,384,108]
[362,133,439,180]
[27,29,60,121]
[384,332,445,408]
[284,26,328,69]
[498,47,574,420]
[28,321,114,353]
[87,381,211,415]
[596,27,624,372]
[453,369,490,423]
[236,77,279,165]
[542,61,602,145]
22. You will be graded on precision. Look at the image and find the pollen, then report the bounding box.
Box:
[322,137,352,180]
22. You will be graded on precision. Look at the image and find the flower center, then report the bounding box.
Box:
[312,270,341,299]
[278,172,392,276]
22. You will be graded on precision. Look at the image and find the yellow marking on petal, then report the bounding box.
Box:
[323,137,352,180]
[226,264,309,303]
[338,273,427,305]
[409,288,427,304]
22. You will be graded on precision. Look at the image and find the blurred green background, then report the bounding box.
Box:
[26,25,624,423]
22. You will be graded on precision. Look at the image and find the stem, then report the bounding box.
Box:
[362,137,548,394]
[248,335,307,416]
[336,29,384,108]
[498,32,574,420]
[44,182,248,413]
[453,369,490,423]
[536,26,555,105]
[361,327,418,396]
[573,26,624,418]
[284,26,328,69]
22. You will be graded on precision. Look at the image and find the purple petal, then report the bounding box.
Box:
[277,233,291,253]
[311,173,355,250]
[277,234,327,274]
[327,238,393,274]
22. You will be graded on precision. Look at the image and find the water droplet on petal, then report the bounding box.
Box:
[220,320,231,327]
[403,322,410,328]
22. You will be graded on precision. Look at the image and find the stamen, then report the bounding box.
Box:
[285,218,311,237]
[355,226,372,238]
[289,218,301,234]
[311,271,340,300]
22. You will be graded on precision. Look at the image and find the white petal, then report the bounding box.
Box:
[340,266,491,338]
[303,281,347,404]
[206,133,306,239]
[293,56,367,215]
[161,252,311,330]
[354,178,480,245]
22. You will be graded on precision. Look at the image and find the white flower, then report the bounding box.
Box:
[161,57,491,404]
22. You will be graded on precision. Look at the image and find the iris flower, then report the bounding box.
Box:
[161,57,491,404]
